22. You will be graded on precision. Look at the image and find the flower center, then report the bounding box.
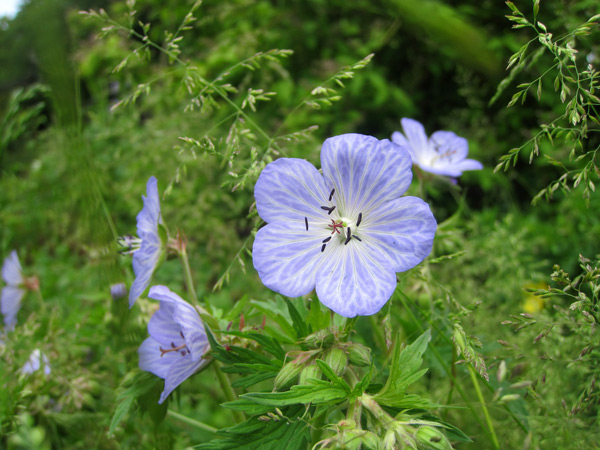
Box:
[159,331,189,357]
[117,234,142,255]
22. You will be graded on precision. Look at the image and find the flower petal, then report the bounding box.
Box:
[252,222,328,298]
[1,286,25,330]
[254,158,332,223]
[430,131,468,161]
[160,354,208,404]
[453,158,484,172]
[401,118,429,155]
[148,286,207,361]
[139,336,180,379]
[2,250,23,286]
[315,243,397,317]
[129,176,163,308]
[363,197,436,272]
[320,134,412,217]
[147,301,185,348]
[21,349,42,374]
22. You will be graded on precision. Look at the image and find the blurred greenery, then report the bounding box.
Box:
[0,0,599,448]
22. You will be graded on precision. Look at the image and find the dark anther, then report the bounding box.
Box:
[321,244,327,252]
[320,205,336,215]
[322,236,332,243]
[171,342,176,348]
[305,217,309,231]
[344,228,352,245]
[352,235,362,242]
[180,351,187,356]
[356,212,362,227]
[329,188,335,201]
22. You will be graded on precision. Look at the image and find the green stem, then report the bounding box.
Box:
[469,365,500,450]
[167,410,218,433]
[179,247,198,304]
[213,363,245,423]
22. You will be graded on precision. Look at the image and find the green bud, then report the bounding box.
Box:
[324,347,348,376]
[274,362,303,390]
[415,426,452,450]
[346,342,372,367]
[303,329,334,349]
[299,364,322,385]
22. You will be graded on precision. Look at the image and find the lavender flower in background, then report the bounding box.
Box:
[392,118,483,177]
[1,250,25,330]
[21,349,51,375]
[110,282,127,300]
[252,133,437,318]
[138,285,210,404]
[123,176,164,308]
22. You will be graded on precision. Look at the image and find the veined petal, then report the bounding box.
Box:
[453,158,484,172]
[2,250,23,286]
[147,301,185,348]
[430,131,469,161]
[321,134,412,217]
[139,336,180,379]
[252,222,330,298]
[363,197,436,272]
[254,158,332,223]
[148,286,207,361]
[401,118,429,154]
[1,286,25,329]
[160,354,208,404]
[129,176,163,308]
[315,242,397,317]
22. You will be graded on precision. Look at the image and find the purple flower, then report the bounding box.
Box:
[1,250,25,330]
[127,176,164,308]
[252,134,437,318]
[392,118,483,177]
[138,285,210,404]
[21,348,51,375]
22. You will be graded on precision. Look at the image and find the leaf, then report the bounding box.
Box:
[315,360,351,393]
[284,297,309,339]
[195,405,310,450]
[375,330,431,407]
[242,379,348,406]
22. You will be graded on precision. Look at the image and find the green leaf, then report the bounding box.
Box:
[284,297,309,339]
[242,379,348,406]
[195,406,310,450]
[375,330,431,407]
[306,298,331,332]
[315,360,351,393]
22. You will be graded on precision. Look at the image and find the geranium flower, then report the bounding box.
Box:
[1,250,26,330]
[138,285,210,404]
[392,118,483,177]
[21,349,51,376]
[124,176,164,308]
[252,134,437,318]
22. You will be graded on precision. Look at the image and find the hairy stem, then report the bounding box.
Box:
[167,410,218,433]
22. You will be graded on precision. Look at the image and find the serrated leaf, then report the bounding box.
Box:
[375,330,431,406]
[242,379,348,406]
[315,360,351,392]
[284,297,309,339]
[195,406,310,450]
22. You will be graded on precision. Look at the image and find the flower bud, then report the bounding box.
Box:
[346,342,371,367]
[324,347,348,376]
[274,361,303,390]
[299,364,322,385]
[303,329,334,349]
[415,426,452,450]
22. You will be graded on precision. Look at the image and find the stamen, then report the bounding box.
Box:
[322,236,332,243]
[320,205,336,215]
[344,228,352,245]
[329,188,335,201]
[305,217,309,231]
[352,235,362,242]
[160,343,188,357]
[321,244,327,252]
[356,213,362,227]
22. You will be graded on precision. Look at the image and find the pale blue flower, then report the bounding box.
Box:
[252,134,437,318]
[1,250,25,330]
[128,176,164,308]
[21,349,51,375]
[392,118,483,177]
[138,285,210,404]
